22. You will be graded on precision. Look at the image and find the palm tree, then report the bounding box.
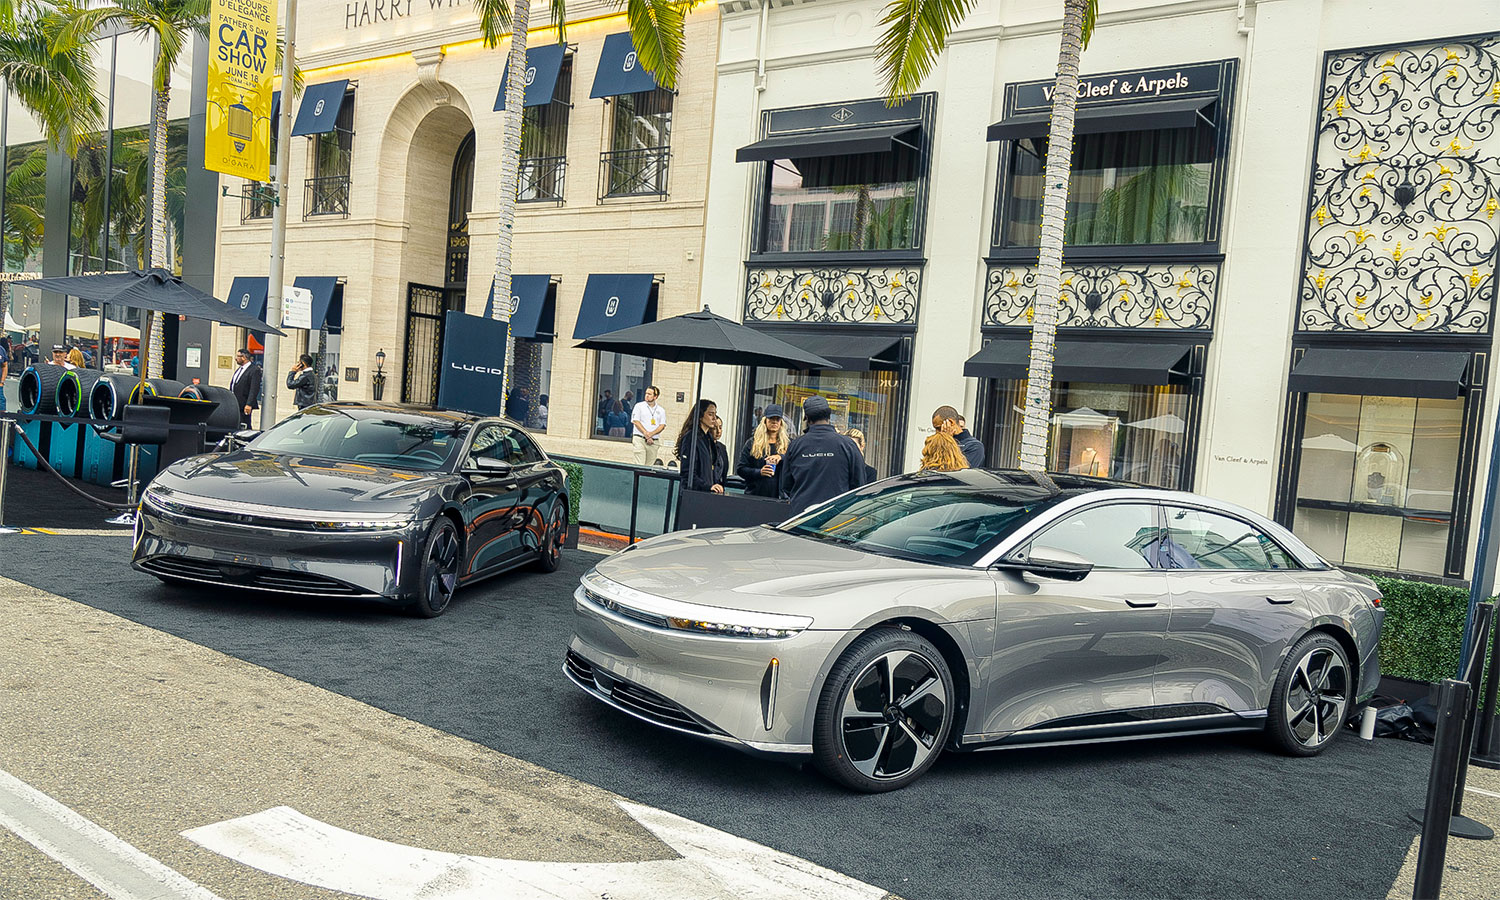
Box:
[473,0,695,407]
[57,0,206,378]
[0,2,102,155]
[878,0,1097,471]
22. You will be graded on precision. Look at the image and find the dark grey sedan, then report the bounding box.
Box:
[567,470,1386,791]
[133,403,568,616]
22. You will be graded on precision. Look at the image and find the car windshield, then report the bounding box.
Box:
[249,408,470,472]
[779,473,1078,565]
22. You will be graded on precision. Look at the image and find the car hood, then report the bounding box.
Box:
[592,526,984,626]
[152,450,446,513]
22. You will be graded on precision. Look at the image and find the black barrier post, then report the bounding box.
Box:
[1410,602,1495,840]
[629,470,640,545]
[1478,607,1500,766]
[0,419,18,534]
[1413,678,1472,899]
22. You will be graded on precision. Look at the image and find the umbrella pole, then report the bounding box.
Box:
[675,358,706,532]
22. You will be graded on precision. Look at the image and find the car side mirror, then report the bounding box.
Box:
[214,429,261,452]
[463,456,513,476]
[998,545,1094,581]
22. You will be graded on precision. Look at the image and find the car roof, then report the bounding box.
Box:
[313,401,523,429]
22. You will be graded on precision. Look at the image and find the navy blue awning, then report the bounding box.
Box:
[292,276,341,331]
[270,90,280,124]
[483,275,555,340]
[495,44,567,110]
[226,276,269,323]
[589,33,661,99]
[291,80,351,136]
[573,274,655,339]
[987,96,1216,142]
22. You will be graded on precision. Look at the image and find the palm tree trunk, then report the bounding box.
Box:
[491,0,531,410]
[1017,0,1087,472]
[144,78,170,379]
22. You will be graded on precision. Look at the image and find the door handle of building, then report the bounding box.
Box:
[1267,596,1296,605]
[1125,598,1158,608]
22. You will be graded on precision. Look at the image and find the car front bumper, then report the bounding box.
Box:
[132,505,424,602]
[565,584,852,754]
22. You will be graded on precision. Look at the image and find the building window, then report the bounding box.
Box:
[748,366,903,477]
[593,351,654,438]
[521,56,571,203]
[507,340,552,432]
[1291,392,1462,578]
[600,88,671,199]
[305,90,353,218]
[761,152,920,254]
[999,124,1215,249]
[985,380,1192,488]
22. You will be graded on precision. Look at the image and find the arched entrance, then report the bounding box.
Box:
[401,118,476,406]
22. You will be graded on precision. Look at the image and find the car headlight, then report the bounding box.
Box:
[306,518,414,531]
[580,570,812,639]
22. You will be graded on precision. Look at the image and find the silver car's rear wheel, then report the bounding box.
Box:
[1267,632,1349,756]
[814,629,954,792]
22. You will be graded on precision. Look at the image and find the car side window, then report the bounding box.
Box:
[1029,503,1159,570]
[1161,506,1299,570]
[469,424,542,466]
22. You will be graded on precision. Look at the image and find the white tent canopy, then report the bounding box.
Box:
[65,315,140,340]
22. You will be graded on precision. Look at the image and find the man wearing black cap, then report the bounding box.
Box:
[778,395,869,514]
[49,345,75,370]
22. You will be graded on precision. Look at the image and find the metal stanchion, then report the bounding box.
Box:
[1476,599,1500,768]
[1410,602,1495,840]
[0,419,19,534]
[105,443,139,526]
[1413,678,1472,900]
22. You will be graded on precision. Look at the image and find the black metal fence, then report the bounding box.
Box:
[520,155,567,203]
[304,175,351,218]
[240,185,274,222]
[598,146,670,200]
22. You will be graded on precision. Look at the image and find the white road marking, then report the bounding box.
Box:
[183,801,888,900]
[1467,785,1500,799]
[0,767,224,900]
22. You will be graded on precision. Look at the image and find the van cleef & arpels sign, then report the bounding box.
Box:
[344,0,469,31]
[1011,61,1225,112]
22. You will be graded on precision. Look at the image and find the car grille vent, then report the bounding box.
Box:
[564,651,720,736]
[579,587,670,630]
[139,556,369,597]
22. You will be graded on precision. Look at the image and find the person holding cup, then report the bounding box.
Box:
[736,404,789,498]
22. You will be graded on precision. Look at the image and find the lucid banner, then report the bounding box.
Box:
[437,311,509,416]
[206,0,276,181]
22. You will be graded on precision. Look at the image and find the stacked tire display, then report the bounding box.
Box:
[179,383,241,438]
[17,365,64,414]
[55,369,104,417]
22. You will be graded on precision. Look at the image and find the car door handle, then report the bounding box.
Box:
[1266,596,1296,605]
[1125,598,1159,608]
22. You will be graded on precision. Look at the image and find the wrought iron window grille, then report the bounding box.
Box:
[234,183,276,221]
[519,155,567,203]
[598,146,671,200]
[304,174,351,219]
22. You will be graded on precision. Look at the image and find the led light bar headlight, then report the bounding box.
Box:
[579,570,812,640]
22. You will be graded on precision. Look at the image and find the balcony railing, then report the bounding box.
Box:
[240,184,275,222]
[304,174,350,219]
[598,146,670,201]
[519,155,567,203]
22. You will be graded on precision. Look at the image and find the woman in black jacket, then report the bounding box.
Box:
[674,399,725,493]
[735,404,789,497]
[286,353,318,409]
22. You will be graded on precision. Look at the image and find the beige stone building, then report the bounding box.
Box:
[212,0,719,463]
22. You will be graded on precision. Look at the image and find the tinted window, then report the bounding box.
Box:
[1161,506,1299,570]
[250,408,468,471]
[782,477,1075,565]
[470,424,542,466]
[1031,503,1159,570]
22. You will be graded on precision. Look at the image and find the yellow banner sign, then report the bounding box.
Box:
[205,0,276,181]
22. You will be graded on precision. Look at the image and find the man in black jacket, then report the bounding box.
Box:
[286,353,318,409]
[779,396,868,514]
[933,405,985,468]
[229,348,263,427]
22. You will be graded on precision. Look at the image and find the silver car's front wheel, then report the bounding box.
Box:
[1268,632,1350,756]
[814,629,954,792]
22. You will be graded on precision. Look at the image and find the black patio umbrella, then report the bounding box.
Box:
[575,307,838,509]
[23,268,285,335]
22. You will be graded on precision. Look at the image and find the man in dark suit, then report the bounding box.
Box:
[229,347,263,428]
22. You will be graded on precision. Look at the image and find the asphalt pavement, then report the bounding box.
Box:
[0,531,1444,900]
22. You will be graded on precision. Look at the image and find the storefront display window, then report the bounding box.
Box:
[605,88,672,197]
[593,350,652,439]
[762,151,919,253]
[1000,125,1213,248]
[1291,393,1461,577]
[986,380,1191,488]
[509,339,553,432]
[750,366,902,477]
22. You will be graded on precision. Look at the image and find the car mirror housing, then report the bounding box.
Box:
[997,545,1094,581]
[463,456,513,476]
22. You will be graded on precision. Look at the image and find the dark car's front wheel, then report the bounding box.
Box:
[813,628,954,792]
[1267,632,1350,756]
[534,502,566,573]
[410,518,461,618]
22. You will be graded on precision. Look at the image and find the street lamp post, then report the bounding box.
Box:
[261,0,297,429]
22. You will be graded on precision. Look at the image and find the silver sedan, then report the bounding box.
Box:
[565,470,1385,792]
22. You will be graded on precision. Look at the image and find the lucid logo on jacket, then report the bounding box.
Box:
[451,362,504,376]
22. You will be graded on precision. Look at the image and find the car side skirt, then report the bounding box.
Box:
[959,710,1268,751]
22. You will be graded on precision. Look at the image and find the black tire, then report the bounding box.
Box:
[1266,632,1350,756]
[409,518,462,618]
[19,365,62,414]
[179,384,243,440]
[534,502,566,573]
[813,628,955,792]
[57,369,104,417]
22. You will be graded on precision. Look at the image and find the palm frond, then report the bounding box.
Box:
[472,0,512,48]
[625,0,687,90]
[274,34,304,96]
[875,0,977,104]
[549,0,568,46]
[0,8,103,152]
[1079,0,1097,48]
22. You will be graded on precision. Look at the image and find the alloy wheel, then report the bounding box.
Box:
[546,505,565,562]
[425,524,460,613]
[840,650,948,781]
[1282,645,1347,750]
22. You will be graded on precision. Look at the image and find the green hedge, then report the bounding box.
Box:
[1371,576,1472,683]
[557,461,583,525]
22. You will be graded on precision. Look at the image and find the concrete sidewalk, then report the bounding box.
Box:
[0,575,891,899]
[1385,762,1500,899]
